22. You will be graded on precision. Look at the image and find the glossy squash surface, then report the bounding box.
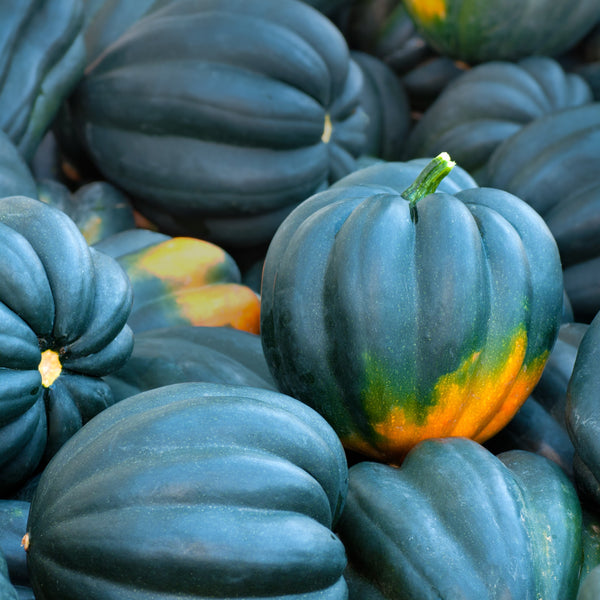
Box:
[71,0,368,247]
[261,155,563,462]
[25,382,349,599]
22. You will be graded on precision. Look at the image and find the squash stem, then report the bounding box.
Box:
[401,152,455,222]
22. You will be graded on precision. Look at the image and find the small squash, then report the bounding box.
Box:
[261,154,563,463]
[25,382,349,600]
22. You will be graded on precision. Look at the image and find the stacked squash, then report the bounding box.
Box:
[1,0,600,599]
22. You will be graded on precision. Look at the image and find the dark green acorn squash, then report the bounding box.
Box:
[566,310,600,507]
[0,195,134,496]
[404,56,593,180]
[25,382,349,600]
[0,0,86,162]
[402,0,600,63]
[70,0,368,248]
[261,154,563,463]
[104,325,276,401]
[484,103,600,322]
[337,437,583,600]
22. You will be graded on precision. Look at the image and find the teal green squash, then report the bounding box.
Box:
[351,50,412,161]
[0,0,86,161]
[70,0,368,248]
[0,195,133,496]
[484,103,600,322]
[402,0,600,63]
[261,154,563,463]
[566,310,600,507]
[104,325,276,401]
[337,437,583,600]
[25,382,349,599]
[404,57,593,180]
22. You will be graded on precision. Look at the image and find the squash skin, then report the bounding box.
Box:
[0,0,86,161]
[25,382,349,600]
[104,325,277,401]
[566,310,600,507]
[404,57,593,180]
[402,0,600,63]
[337,437,583,600]
[0,554,18,600]
[0,196,133,496]
[71,0,368,248]
[484,103,600,322]
[261,158,563,462]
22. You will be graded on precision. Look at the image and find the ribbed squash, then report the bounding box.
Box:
[402,0,600,63]
[95,229,261,334]
[104,325,276,401]
[0,0,86,161]
[337,437,582,600]
[0,500,29,590]
[404,56,593,179]
[25,382,349,600]
[261,154,563,463]
[0,195,133,496]
[484,103,600,322]
[70,0,368,248]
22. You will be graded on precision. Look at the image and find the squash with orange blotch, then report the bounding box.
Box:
[260,154,563,463]
[95,229,261,335]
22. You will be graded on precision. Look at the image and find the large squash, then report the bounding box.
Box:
[24,382,349,599]
[70,0,368,248]
[337,437,582,599]
[0,195,133,496]
[261,154,563,462]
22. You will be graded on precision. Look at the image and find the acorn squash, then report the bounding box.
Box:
[25,382,349,599]
[337,437,582,599]
[70,0,368,248]
[261,154,563,462]
[0,195,133,496]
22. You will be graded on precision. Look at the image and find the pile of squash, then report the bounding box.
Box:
[1,0,600,598]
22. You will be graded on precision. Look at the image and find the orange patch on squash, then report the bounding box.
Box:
[175,283,261,334]
[405,0,447,21]
[135,238,232,286]
[347,329,545,461]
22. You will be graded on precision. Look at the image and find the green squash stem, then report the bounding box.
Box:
[401,152,455,222]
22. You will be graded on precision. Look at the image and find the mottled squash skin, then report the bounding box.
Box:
[261,155,563,463]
